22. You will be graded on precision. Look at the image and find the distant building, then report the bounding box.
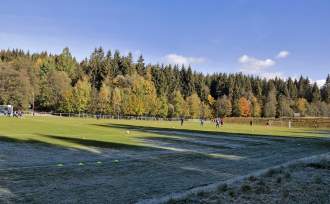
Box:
[0,105,13,116]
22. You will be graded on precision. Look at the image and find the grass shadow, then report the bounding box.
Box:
[39,134,158,151]
[0,134,158,153]
[0,135,67,147]
[93,123,330,148]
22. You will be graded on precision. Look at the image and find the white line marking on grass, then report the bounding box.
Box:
[152,145,244,161]
[208,153,243,160]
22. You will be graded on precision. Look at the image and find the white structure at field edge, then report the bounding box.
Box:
[0,105,13,116]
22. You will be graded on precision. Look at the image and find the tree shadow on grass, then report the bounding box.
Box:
[39,134,158,151]
[0,134,158,153]
[0,135,63,147]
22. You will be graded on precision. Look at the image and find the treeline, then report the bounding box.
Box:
[0,48,329,118]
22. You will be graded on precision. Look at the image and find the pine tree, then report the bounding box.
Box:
[264,82,277,117]
[311,83,320,102]
[321,74,330,103]
[136,55,145,76]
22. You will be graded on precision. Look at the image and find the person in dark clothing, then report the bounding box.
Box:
[200,118,204,127]
[180,118,184,126]
[250,120,253,126]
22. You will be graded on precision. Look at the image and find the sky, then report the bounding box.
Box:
[0,0,329,85]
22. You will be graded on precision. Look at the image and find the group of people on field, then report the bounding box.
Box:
[214,118,224,128]
[180,117,224,128]
[13,111,23,118]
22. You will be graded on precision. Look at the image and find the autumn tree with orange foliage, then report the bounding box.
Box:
[238,97,251,117]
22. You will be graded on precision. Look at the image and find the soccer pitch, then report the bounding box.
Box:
[0,116,328,150]
[0,116,329,203]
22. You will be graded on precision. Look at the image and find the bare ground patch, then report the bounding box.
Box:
[158,154,330,204]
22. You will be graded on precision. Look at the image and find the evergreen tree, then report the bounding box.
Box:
[264,82,277,117]
[0,48,328,118]
[321,74,330,103]
[311,82,321,102]
[136,55,145,76]
[87,47,106,90]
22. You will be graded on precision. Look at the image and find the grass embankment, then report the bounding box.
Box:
[0,116,328,151]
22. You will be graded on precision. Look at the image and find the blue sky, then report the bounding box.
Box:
[0,0,329,84]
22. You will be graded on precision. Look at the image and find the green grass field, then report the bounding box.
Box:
[0,116,329,203]
[0,116,329,152]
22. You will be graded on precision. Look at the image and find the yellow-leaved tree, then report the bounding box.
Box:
[239,97,251,117]
[186,93,201,118]
[296,98,308,116]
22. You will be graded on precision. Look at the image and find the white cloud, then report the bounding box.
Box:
[310,79,326,87]
[276,50,290,59]
[238,54,275,73]
[316,79,326,87]
[164,53,205,66]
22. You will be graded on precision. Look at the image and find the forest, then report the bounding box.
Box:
[0,48,329,118]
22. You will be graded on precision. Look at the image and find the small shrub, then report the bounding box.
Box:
[255,181,270,194]
[217,184,228,192]
[228,190,235,197]
[241,184,252,193]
